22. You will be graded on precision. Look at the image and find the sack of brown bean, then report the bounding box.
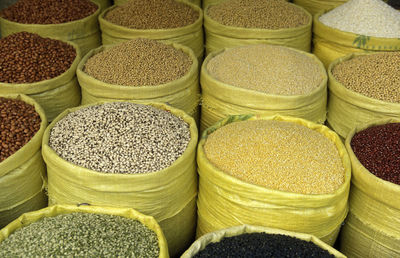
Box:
[327,52,400,138]
[0,32,81,122]
[200,44,327,133]
[42,101,198,257]
[0,94,47,228]
[182,225,345,258]
[293,0,347,15]
[340,119,400,258]
[99,0,204,61]
[196,114,351,245]
[116,0,201,7]
[77,38,200,121]
[0,0,101,56]
[0,205,169,257]
[313,0,400,67]
[204,0,312,54]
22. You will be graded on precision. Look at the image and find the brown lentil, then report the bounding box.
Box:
[104,0,199,29]
[0,0,98,24]
[207,0,309,29]
[332,52,400,103]
[0,97,41,162]
[84,38,192,86]
[207,44,324,95]
[0,32,76,84]
[351,123,400,185]
[204,120,344,194]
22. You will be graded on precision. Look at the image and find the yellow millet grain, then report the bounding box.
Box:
[204,120,345,194]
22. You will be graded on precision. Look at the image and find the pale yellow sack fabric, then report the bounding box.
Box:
[196,114,351,246]
[42,102,198,257]
[182,224,346,257]
[91,0,111,12]
[77,42,200,121]
[0,94,47,228]
[0,204,169,257]
[200,47,327,133]
[0,41,81,122]
[326,53,400,138]
[204,3,312,54]
[293,0,347,15]
[339,119,400,257]
[313,12,400,68]
[0,2,101,56]
[99,2,204,61]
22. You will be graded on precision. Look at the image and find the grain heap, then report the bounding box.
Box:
[193,233,335,257]
[207,44,324,95]
[49,102,190,174]
[0,0,98,24]
[84,38,192,86]
[319,0,400,38]
[0,32,76,84]
[104,0,199,29]
[204,120,344,194]
[332,52,400,103]
[0,213,159,257]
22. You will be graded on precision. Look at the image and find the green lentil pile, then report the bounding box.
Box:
[207,0,309,29]
[332,52,400,103]
[49,102,190,174]
[0,213,159,257]
[104,0,199,29]
[204,120,344,194]
[84,38,192,86]
[207,44,324,95]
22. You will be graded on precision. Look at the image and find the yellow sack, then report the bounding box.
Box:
[91,0,111,12]
[182,224,346,257]
[204,3,312,54]
[340,118,400,257]
[77,42,200,121]
[326,53,400,138]
[99,2,204,61]
[0,204,169,257]
[0,2,101,56]
[313,12,400,68]
[200,47,327,133]
[0,94,47,228]
[196,114,351,245]
[293,0,347,16]
[0,41,81,122]
[42,102,198,257]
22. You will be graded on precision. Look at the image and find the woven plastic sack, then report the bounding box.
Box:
[0,41,81,122]
[0,204,169,257]
[200,46,327,133]
[42,102,198,257]
[196,114,351,245]
[0,94,47,228]
[77,42,200,121]
[182,224,346,257]
[0,2,101,56]
[326,53,400,138]
[293,0,347,15]
[339,118,400,257]
[99,1,204,61]
[203,3,312,54]
[313,12,400,68]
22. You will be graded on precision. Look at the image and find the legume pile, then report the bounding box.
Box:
[207,44,324,95]
[0,97,41,163]
[319,0,400,38]
[0,32,76,84]
[0,213,159,257]
[204,120,344,194]
[104,0,199,29]
[49,102,190,174]
[351,123,400,185]
[332,52,400,103]
[84,38,192,86]
[193,233,335,257]
[0,0,98,24]
[207,0,309,29]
